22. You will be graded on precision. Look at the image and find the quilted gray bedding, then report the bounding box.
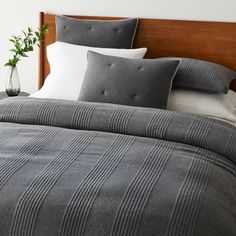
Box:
[0,97,235,236]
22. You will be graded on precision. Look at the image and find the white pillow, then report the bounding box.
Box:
[168,89,236,122]
[229,89,236,107]
[30,42,147,100]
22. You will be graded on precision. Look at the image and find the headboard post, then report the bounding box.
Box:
[39,12,45,89]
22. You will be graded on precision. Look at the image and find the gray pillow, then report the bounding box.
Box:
[79,51,180,109]
[56,15,138,49]
[170,57,236,93]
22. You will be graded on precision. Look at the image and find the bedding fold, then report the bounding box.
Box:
[0,97,235,163]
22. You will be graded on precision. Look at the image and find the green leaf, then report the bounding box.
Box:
[4,63,12,67]
[5,58,16,67]
[6,23,48,67]
[15,43,21,52]
[42,23,48,31]
[10,49,18,53]
[21,53,28,57]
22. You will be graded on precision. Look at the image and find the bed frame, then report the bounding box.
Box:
[39,12,236,91]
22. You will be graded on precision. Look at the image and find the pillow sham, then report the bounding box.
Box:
[56,15,138,49]
[30,42,147,100]
[168,57,236,94]
[79,51,180,109]
[168,89,236,122]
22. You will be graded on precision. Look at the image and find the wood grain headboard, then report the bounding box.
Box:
[39,12,236,91]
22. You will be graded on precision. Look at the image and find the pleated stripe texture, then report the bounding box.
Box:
[10,131,96,236]
[181,59,196,72]
[146,110,174,138]
[205,64,222,90]
[166,149,214,236]
[71,104,97,129]
[35,102,60,126]
[59,135,135,236]
[111,141,175,236]
[0,128,22,147]
[185,115,213,146]
[1,103,23,122]
[174,58,236,93]
[223,180,236,236]
[205,63,230,91]
[0,99,235,161]
[0,98,233,236]
[0,128,58,190]
[225,128,236,158]
[108,107,136,133]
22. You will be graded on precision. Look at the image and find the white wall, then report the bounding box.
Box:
[1,0,236,93]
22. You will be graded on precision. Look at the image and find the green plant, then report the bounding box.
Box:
[5,23,48,67]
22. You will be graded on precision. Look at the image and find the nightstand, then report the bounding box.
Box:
[0,91,29,100]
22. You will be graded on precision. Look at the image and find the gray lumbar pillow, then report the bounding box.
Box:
[56,15,138,49]
[79,51,180,109]
[170,57,236,93]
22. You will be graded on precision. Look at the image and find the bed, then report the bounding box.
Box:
[0,13,235,236]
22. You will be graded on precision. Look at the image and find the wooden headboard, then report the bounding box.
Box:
[39,12,236,91]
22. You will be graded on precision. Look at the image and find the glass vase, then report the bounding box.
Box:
[6,66,20,96]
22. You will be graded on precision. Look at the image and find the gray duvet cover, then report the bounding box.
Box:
[0,97,235,236]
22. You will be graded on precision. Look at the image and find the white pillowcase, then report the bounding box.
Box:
[229,89,236,107]
[168,89,236,122]
[30,42,147,100]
